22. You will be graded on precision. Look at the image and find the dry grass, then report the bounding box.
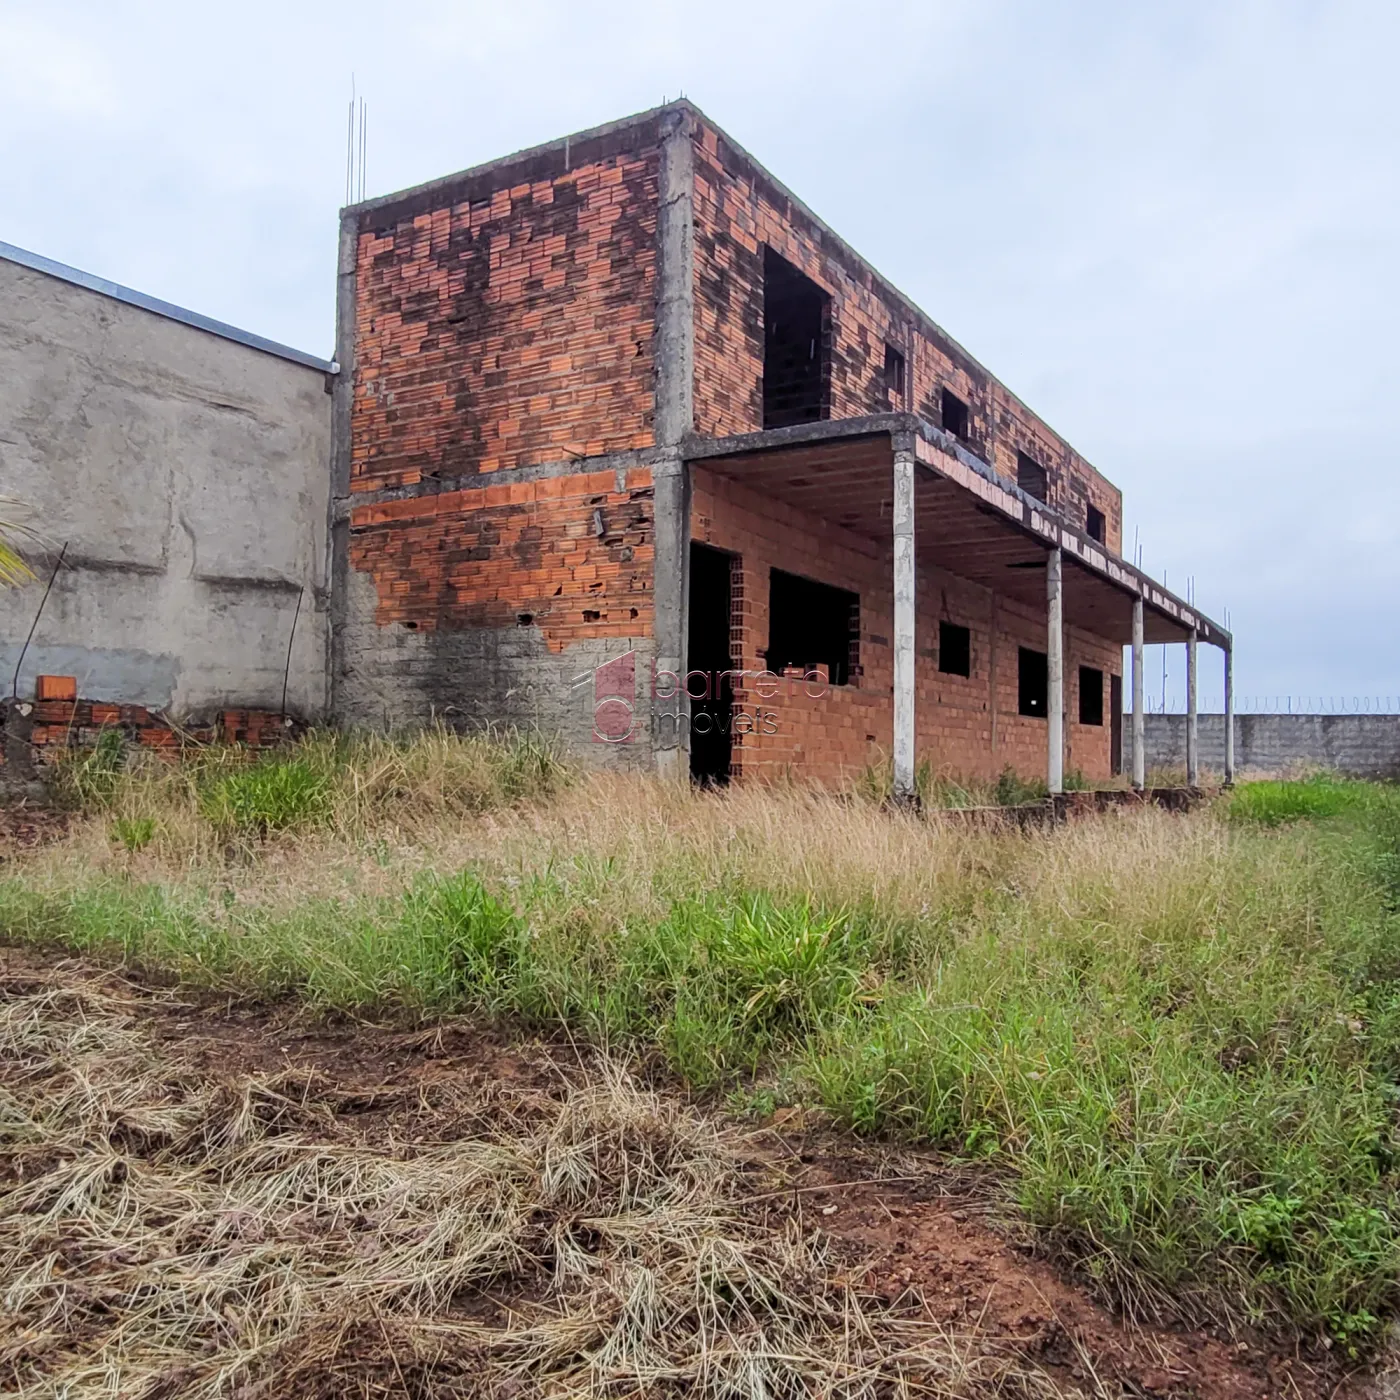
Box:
[29,762,990,918]
[6,733,1400,1347]
[0,967,1065,1399]
[56,725,571,865]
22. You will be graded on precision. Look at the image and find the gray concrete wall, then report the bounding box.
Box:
[1125,714,1400,779]
[333,567,659,766]
[0,258,331,717]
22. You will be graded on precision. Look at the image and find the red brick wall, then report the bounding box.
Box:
[907,350,1122,553]
[4,691,294,766]
[692,467,1119,787]
[348,468,655,652]
[689,118,1123,553]
[351,148,660,494]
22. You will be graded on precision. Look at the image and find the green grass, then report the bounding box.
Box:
[5,739,1400,1348]
[1225,773,1380,826]
[857,759,1057,808]
[52,723,572,853]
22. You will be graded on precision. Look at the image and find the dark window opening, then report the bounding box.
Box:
[1079,666,1104,726]
[1018,647,1048,718]
[762,247,830,429]
[938,620,971,677]
[689,542,736,785]
[1086,504,1105,544]
[882,343,906,407]
[765,568,858,686]
[1017,452,1047,502]
[941,388,969,440]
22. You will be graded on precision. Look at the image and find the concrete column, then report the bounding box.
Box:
[652,458,690,779]
[1186,629,1199,786]
[326,212,360,720]
[892,447,916,802]
[1047,546,1064,795]
[1223,645,1236,786]
[1131,596,1145,790]
[1047,548,1064,794]
[651,107,696,780]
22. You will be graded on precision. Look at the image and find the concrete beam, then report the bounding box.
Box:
[1132,596,1145,790]
[1047,547,1064,794]
[688,410,1228,650]
[892,446,916,802]
[333,445,662,518]
[1186,630,1199,786]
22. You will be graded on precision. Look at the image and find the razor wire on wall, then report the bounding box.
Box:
[1138,696,1400,715]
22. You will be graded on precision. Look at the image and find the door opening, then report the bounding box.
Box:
[688,542,735,785]
[1110,673,1123,775]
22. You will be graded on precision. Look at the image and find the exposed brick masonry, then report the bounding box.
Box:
[2,675,294,773]
[689,119,1123,552]
[351,149,660,493]
[693,468,1119,785]
[349,468,654,651]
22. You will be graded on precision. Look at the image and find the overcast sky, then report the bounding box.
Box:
[2,0,1395,711]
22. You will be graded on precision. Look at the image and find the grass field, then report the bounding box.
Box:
[3,733,1400,1355]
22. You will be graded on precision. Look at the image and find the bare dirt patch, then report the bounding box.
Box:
[0,944,1362,1399]
[0,800,68,861]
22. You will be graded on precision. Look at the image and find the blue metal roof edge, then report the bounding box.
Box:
[0,240,336,374]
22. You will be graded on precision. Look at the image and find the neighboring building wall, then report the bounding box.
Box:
[693,467,1119,786]
[1128,714,1400,780]
[688,117,1123,552]
[0,257,330,718]
[334,118,668,757]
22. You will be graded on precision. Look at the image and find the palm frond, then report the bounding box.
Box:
[0,497,40,586]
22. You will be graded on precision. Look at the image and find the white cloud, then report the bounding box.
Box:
[0,13,117,119]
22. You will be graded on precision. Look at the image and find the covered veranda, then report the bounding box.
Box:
[683,412,1233,799]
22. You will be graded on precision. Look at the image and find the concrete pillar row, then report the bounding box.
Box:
[1047,548,1064,795]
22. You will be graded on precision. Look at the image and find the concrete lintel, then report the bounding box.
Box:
[333,446,662,523]
[681,412,913,462]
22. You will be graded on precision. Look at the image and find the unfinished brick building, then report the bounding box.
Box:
[331,102,1232,795]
